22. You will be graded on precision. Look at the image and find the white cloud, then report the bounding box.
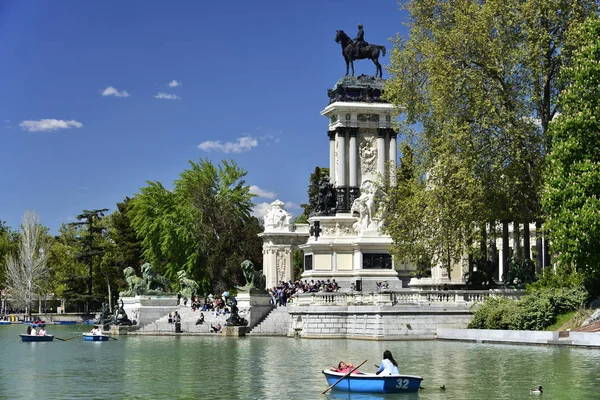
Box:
[168,80,181,88]
[284,201,301,210]
[155,92,180,100]
[198,136,258,153]
[101,86,130,97]
[20,119,83,132]
[251,202,272,221]
[250,185,277,199]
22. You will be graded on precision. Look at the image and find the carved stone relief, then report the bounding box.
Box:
[276,251,287,283]
[357,114,380,122]
[359,135,377,175]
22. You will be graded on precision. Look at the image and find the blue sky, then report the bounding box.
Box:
[0,0,409,234]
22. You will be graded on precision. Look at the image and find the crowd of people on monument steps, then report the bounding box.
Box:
[268,279,340,307]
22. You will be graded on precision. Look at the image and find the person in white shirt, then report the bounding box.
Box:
[30,327,37,336]
[90,325,102,335]
[376,350,399,375]
[38,326,47,336]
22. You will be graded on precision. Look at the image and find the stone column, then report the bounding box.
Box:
[377,128,387,178]
[388,130,397,187]
[328,130,336,185]
[348,127,359,209]
[263,244,279,289]
[336,128,348,212]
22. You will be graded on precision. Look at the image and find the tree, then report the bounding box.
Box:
[4,211,48,314]
[542,16,600,295]
[383,0,596,271]
[0,220,18,290]
[300,166,330,218]
[46,223,87,300]
[107,197,143,272]
[128,159,262,292]
[69,209,109,296]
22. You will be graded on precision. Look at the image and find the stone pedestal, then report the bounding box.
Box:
[121,295,178,327]
[236,289,273,328]
[223,326,246,337]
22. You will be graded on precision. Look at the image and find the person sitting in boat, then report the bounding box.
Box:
[30,326,37,336]
[90,325,102,335]
[38,326,47,336]
[26,326,32,335]
[376,350,399,375]
[334,362,355,373]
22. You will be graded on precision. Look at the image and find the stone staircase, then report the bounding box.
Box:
[138,306,229,334]
[247,306,291,336]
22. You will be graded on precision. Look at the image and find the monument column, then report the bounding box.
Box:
[328,130,336,185]
[348,127,359,209]
[388,130,397,187]
[377,128,387,177]
[336,127,348,212]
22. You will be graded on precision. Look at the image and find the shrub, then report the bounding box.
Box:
[468,285,588,331]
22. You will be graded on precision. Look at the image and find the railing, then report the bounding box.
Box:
[290,289,524,307]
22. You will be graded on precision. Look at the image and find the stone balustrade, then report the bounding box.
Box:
[290,289,524,307]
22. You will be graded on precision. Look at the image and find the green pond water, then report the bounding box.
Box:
[1,324,599,399]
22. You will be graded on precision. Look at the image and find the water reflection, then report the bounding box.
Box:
[2,325,600,399]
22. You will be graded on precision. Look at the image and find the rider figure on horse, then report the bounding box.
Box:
[353,24,366,58]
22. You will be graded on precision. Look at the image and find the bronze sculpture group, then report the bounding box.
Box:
[335,24,386,78]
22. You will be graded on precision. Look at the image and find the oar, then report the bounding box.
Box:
[322,359,368,394]
[108,336,118,340]
[55,336,79,341]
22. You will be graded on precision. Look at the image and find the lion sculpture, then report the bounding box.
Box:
[177,270,199,299]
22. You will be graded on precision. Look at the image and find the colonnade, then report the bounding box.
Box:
[328,127,397,212]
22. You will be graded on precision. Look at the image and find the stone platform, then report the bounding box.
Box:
[223,326,247,337]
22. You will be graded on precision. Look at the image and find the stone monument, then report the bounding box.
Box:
[298,72,408,291]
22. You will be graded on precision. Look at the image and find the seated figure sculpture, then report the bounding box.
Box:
[113,298,133,326]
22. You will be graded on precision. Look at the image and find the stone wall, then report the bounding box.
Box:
[121,295,178,327]
[289,306,473,339]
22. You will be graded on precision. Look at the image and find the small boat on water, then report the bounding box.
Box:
[23,322,46,327]
[82,334,110,342]
[20,334,55,342]
[57,321,77,325]
[0,321,11,325]
[322,369,423,394]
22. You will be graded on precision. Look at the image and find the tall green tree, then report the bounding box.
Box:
[383,0,596,270]
[47,224,87,300]
[300,166,330,219]
[128,159,261,293]
[69,209,109,296]
[542,16,600,295]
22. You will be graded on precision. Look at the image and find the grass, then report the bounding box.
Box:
[545,309,594,331]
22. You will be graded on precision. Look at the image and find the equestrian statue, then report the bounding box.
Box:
[335,24,386,78]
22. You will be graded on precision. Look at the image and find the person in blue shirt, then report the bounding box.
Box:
[376,350,399,375]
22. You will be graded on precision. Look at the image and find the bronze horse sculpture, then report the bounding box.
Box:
[335,30,386,78]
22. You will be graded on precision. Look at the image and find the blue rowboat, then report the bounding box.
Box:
[58,321,77,325]
[20,334,54,342]
[82,334,110,341]
[23,322,46,327]
[322,369,423,394]
[0,321,11,325]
